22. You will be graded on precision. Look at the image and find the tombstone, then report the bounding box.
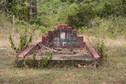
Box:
[18,24,100,67]
[42,24,85,48]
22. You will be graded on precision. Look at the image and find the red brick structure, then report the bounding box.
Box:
[18,24,100,67]
[42,24,85,48]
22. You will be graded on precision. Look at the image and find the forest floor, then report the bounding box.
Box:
[0,27,126,84]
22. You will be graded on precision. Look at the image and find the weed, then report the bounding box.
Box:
[121,80,126,84]
[9,23,33,53]
[93,39,107,66]
[39,52,53,67]
[9,35,17,52]
[32,53,36,61]
[9,34,33,53]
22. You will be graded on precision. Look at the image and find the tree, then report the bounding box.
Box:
[28,0,37,22]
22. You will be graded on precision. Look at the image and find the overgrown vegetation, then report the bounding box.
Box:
[9,26,33,53]
[1,0,126,38]
[93,39,107,66]
[0,0,27,20]
[0,0,126,83]
[1,36,126,84]
[15,52,53,68]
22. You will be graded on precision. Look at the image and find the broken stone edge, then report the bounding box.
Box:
[16,42,100,67]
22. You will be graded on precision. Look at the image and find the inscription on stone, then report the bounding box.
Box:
[42,24,85,48]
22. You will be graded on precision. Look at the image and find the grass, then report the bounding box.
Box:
[0,30,126,84]
[0,15,126,84]
[79,16,126,39]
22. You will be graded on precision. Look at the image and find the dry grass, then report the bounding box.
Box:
[0,24,126,84]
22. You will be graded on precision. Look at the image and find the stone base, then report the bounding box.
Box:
[16,49,100,67]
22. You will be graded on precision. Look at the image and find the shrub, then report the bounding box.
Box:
[9,21,34,53]
[93,39,107,66]
[38,26,53,34]
[38,52,53,67]
[95,2,114,17]
[66,3,95,28]
[95,0,126,17]
[9,32,33,53]
[12,3,29,21]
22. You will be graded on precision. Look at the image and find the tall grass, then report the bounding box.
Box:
[80,16,126,38]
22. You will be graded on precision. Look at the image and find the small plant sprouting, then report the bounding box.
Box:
[9,35,17,52]
[39,52,53,67]
[32,53,36,60]
[47,52,53,59]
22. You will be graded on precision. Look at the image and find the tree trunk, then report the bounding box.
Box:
[28,0,37,22]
